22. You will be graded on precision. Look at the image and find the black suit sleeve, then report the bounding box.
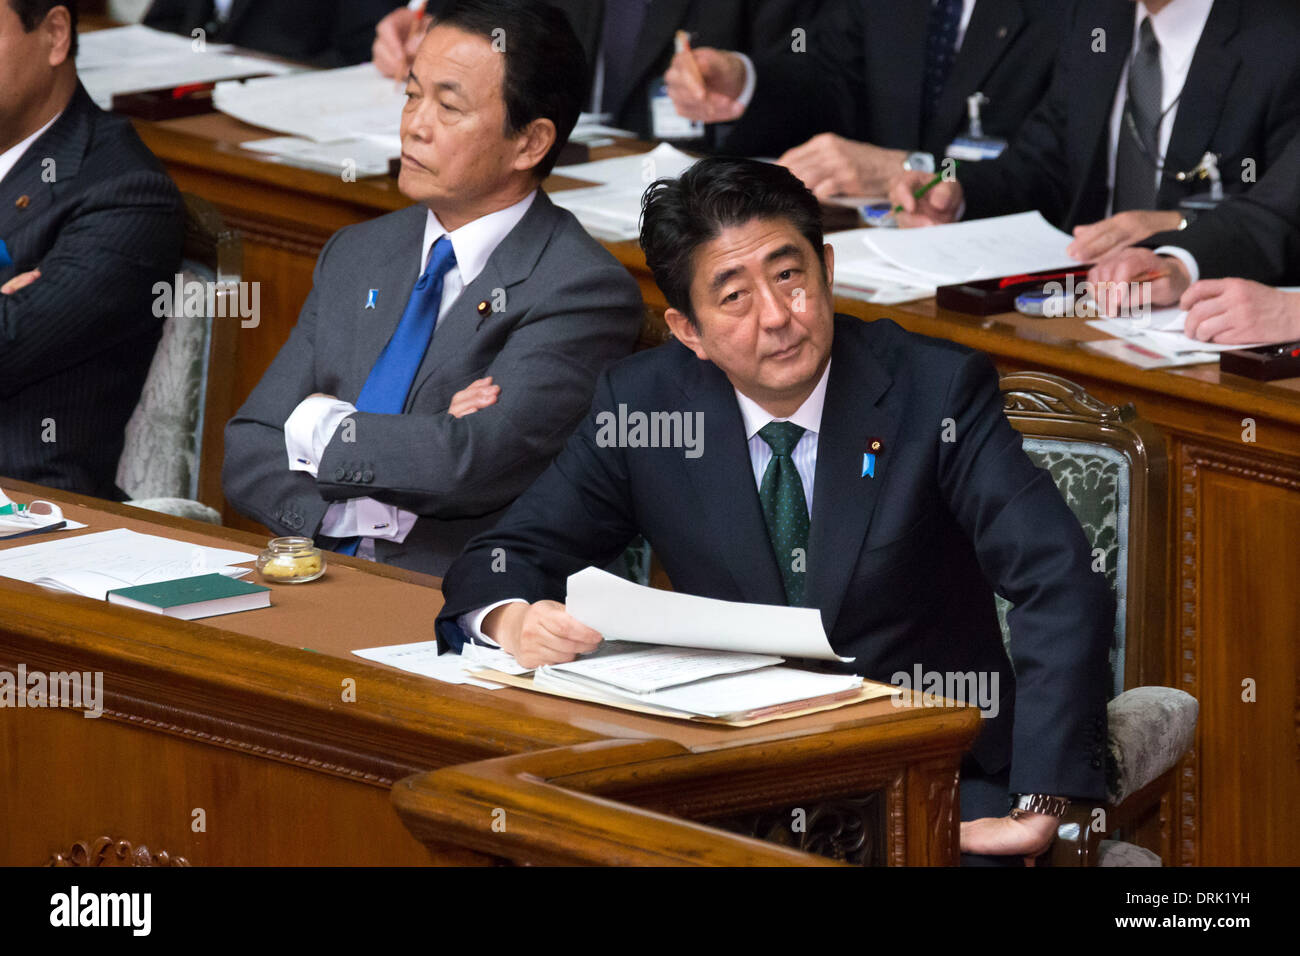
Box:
[719,1,861,157]
[1145,132,1300,285]
[0,169,182,399]
[436,369,640,652]
[936,350,1112,800]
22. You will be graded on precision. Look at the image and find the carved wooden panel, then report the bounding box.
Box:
[710,793,885,866]
[47,837,190,867]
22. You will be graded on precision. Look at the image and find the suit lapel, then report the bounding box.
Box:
[405,191,559,405]
[1067,2,1131,219]
[350,205,424,401]
[928,0,1024,146]
[678,356,788,606]
[804,319,899,635]
[1160,0,1241,199]
[865,0,929,146]
[0,85,91,241]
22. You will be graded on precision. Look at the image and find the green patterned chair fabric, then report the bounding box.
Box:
[996,438,1128,697]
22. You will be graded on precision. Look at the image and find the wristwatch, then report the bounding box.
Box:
[1010,793,1070,819]
[903,151,936,174]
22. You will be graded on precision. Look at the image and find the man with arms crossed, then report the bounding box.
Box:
[224,0,643,576]
[437,157,1114,864]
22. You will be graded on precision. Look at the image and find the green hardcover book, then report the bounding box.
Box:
[106,573,271,620]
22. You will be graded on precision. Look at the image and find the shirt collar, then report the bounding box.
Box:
[1135,0,1214,77]
[0,110,63,186]
[734,359,832,441]
[420,189,537,282]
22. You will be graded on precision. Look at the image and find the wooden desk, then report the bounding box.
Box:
[130,113,1299,865]
[0,480,980,866]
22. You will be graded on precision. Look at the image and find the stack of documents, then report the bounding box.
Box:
[829,211,1079,304]
[77,25,295,110]
[0,528,256,601]
[456,568,886,724]
[550,143,700,240]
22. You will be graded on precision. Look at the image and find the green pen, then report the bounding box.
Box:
[892,163,957,214]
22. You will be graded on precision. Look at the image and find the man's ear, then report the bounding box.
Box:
[42,5,73,68]
[822,242,835,291]
[664,307,709,360]
[513,117,556,175]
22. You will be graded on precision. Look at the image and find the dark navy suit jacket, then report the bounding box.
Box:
[437,315,1113,800]
[0,83,183,498]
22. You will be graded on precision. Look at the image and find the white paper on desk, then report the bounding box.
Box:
[862,211,1077,286]
[555,142,698,186]
[547,644,783,694]
[79,40,294,110]
[565,566,854,662]
[548,183,648,241]
[828,228,938,304]
[242,135,397,177]
[215,64,404,142]
[353,641,505,690]
[76,25,210,71]
[1087,318,1266,354]
[0,528,255,599]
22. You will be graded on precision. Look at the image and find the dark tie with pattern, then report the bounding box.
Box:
[600,0,651,115]
[757,421,809,606]
[335,235,457,556]
[1113,17,1163,213]
[922,0,963,131]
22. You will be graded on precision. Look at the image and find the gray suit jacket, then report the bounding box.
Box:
[223,191,644,576]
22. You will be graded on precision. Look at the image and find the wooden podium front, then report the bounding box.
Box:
[0,482,980,866]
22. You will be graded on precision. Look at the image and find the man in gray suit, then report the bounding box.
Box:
[223,0,643,576]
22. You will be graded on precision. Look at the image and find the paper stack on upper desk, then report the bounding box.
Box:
[0,528,257,601]
[549,143,701,240]
[459,567,893,725]
[77,25,295,110]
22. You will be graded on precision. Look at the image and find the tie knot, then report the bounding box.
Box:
[1138,17,1159,54]
[758,421,805,457]
[420,235,457,286]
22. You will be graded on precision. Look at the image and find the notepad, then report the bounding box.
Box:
[107,573,270,620]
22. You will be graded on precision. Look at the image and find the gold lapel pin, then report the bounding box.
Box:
[15,195,30,209]
[476,300,490,316]
[869,438,883,452]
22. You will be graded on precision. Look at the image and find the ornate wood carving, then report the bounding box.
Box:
[710,793,885,866]
[924,767,960,863]
[47,837,190,867]
[1000,371,1130,421]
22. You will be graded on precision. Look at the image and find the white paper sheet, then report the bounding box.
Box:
[353,641,505,689]
[554,142,698,186]
[565,566,853,662]
[241,135,398,177]
[0,528,256,599]
[546,644,783,694]
[828,228,938,304]
[214,64,405,142]
[862,211,1077,285]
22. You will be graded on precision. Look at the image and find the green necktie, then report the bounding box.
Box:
[757,421,810,606]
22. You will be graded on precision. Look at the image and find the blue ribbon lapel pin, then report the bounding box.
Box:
[862,437,883,478]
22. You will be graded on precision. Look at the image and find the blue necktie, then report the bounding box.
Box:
[334,235,457,556]
[922,0,963,131]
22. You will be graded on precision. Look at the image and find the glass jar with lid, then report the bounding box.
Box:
[256,536,325,584]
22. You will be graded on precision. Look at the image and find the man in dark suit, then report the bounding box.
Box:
[436,157,1113,864]
[143,0,405,66]
[1,0,183,498]
[223,0,643,577]
[374,0,814,143]
[668,0,1068,198]
[1087,131,1300,344]
[892,0,1300,261]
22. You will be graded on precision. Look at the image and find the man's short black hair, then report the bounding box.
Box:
[639,157,826,325]
[432,0,587,179]
[8,0,78,58]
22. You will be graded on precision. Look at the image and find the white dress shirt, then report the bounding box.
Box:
[284,190,538,558]
[0,112,61,186]
[458,360,833,647]
[1105,0,1215,215]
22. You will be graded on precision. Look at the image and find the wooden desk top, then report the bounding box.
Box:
[0,479,978,759]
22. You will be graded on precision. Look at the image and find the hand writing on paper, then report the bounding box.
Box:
[1067,210,1183,262]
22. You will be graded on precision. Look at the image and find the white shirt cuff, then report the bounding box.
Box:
[458,598,528,648]
[735,51,757,110]
[1154,245,1200,285]
[319,497,418,543]
[285,396,356,477]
